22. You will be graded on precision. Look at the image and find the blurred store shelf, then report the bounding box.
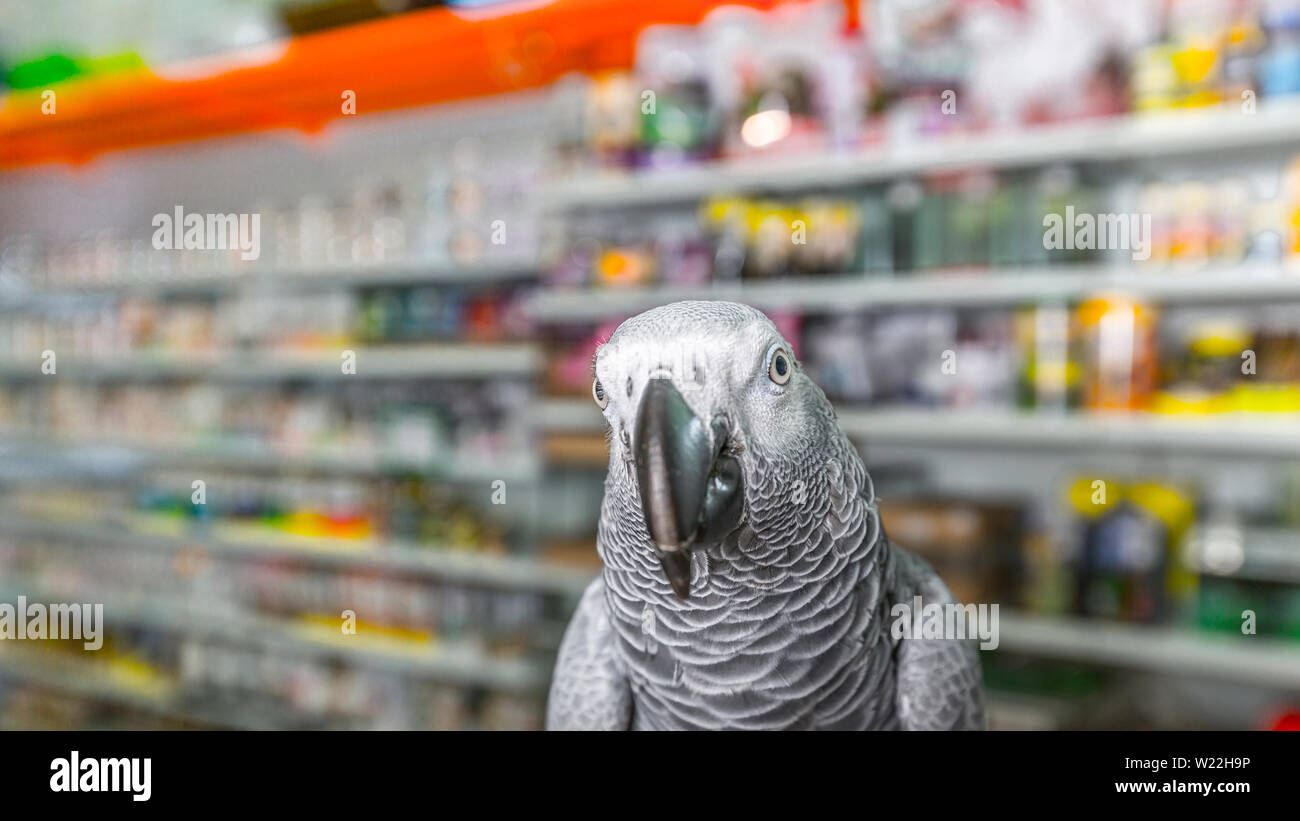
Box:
[0,577,554,693]
[13,512,1291,689]
[530,266,1300,320]
[540,397,1300,458]
[0,513,594,598]
[544,102,1300,209]
[0,432,541,483]
[42,261,538,296]
[0,343,540,380]
[998,612,1300,690]
[0,652,311,730]
[834,409,1300,458]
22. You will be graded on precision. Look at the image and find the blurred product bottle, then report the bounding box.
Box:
[637,26,718,168]
[886,180,922,274]
[653,219,713,287]
[792,198,862,275]
[744,200,796,279]
[582,72,642,169]
[986,177,1024,269]
[912,180,947,271]
[1037,166,1094,266]
[1154,315,1253,414]
[351,179,406,264]
[1169,181,1213,267]
[1136,181,1175,266]
[1077,500,1168,623]
[947,172,994,269]
[802,314,874,402]
[1068,479,1195,625]
[1131,41,1181,112]
[1075,297,1158,412]
[1210,177,1252,262]
[1261,1,1300,98]
[705,198,749,283]
[1015,305,1078,411]
[1169,22,1224,108]
[1222,13,1266,105]
[594,242,655,288]
[858,192,894,274]
[1281,155,1300,263]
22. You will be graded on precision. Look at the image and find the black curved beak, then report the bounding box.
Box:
[634,378,744,600]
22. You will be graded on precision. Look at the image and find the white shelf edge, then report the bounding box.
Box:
[543,102,1300,209]
[998,611,1300,690]
[835,408,1300,458]
[0,432,541,483]
[540,398,1300,458]
[529,267,1300,322]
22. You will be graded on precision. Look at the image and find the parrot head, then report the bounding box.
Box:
[592,301,845,600]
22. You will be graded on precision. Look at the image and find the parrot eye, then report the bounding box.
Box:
[593,378,610,409]
[769,349,792,385]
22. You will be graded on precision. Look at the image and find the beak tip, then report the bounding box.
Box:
[658,550,693,601]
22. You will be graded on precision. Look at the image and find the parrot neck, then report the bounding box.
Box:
[599,453,899,729]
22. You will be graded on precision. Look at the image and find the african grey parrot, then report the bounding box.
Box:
[547,301,984,730]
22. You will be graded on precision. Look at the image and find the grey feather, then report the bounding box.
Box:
[547,301,984,730]
[546,577,633,730]
[890,548,986,730]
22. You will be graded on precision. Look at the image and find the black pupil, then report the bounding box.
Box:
[774,356,788,376]
[594,380,605,400]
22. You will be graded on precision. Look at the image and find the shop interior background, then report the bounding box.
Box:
[2,0,1300,730]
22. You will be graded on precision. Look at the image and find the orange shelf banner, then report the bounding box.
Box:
[0,0,778,168]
